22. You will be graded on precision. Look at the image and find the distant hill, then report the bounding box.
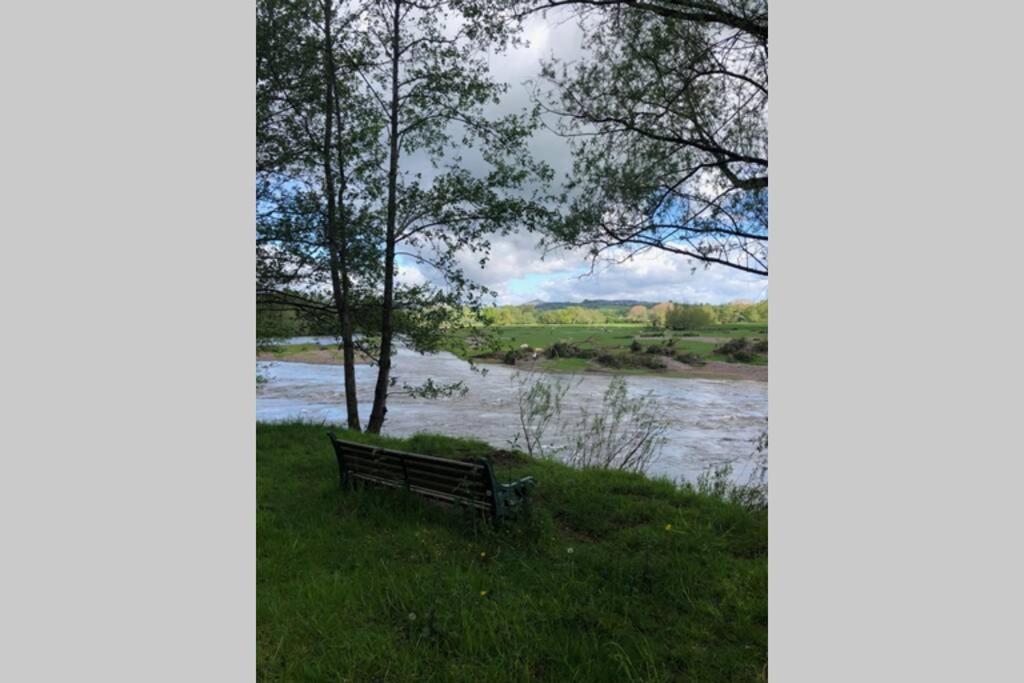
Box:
[526,299,658,311]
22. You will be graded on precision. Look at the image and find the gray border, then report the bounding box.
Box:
[1,1,254,680]
[2,0,1023,679]
[772,1,1022,680]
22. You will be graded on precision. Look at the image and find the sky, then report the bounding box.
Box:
[397,12,768,307]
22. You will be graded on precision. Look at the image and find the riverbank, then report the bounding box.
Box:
[473,354,768,382]
[258,422,767,681]
[257,342,372,366]
[259,341,766,381]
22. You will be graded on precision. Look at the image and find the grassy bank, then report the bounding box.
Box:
[258,422,767,682]
[448,323,767,379]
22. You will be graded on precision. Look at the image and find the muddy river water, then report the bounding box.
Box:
[257,340,767,485]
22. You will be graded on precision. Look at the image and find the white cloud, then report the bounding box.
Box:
[526,249,767,304]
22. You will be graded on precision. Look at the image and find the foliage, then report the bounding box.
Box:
[258,0,554,433]
[684,418,768,511]
[565,377,668,474]
[666,303,717,330]
[713,337,766,364]
[626,304,648,322]
[509,371,575,459]
[511,373,668,473]
[523,0,769,276]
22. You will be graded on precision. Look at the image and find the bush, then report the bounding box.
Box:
[629,339,643,352]
[676,352,706,366]
[712,337,766,363]
[665,337,675,347]
[640,355,667,369]
[646,344,662,354]
[596,353,624,368]
[546,341,579,359]
[715,337,750,356]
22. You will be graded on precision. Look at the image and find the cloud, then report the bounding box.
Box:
[524,249,768,304]
[396,13,767,306]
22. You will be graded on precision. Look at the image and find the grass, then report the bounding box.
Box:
[450,324,767,375]
[258,422,767,682]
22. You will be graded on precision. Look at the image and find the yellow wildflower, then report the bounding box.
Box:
[665,523,673,531]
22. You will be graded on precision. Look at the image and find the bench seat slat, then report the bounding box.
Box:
[347,462,489,497]
[350,472,494,511]
[346,457,487,488]
[337,444,483,473]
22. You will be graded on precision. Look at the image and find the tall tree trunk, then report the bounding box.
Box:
[333,99,361,432]
[366,0,401,434]
[321,0,361,431]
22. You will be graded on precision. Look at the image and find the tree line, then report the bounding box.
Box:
[479,299,768,327]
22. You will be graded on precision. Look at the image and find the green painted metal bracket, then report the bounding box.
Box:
[479,459,536,523]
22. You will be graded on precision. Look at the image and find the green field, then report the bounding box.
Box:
[451,323,768,372]
[258,423,767,681]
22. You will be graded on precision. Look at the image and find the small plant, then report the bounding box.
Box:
[645,344,662,354]
[565,376,667,474]
[629,339,643,352]
[510,371,577,459]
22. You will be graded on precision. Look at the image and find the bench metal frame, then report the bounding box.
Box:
[327,433,535,523]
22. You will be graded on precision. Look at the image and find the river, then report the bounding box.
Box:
[257,341,767,485]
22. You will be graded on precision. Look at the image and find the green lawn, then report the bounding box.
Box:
[258,423,767,682]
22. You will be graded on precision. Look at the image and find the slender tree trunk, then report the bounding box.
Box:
[333,103,361,432]
[321,0,361,430]
[366,0,401,434]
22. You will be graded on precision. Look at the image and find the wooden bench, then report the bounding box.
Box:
[327,433,535,523]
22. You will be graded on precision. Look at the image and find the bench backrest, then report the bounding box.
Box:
[328,435,496,516]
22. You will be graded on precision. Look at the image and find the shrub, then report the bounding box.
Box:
[546,341,578,359]
[713,336,765,363]
[629,339,643,352]
[715,337,750,355]
[596,353,624,368]
[565,376,667,474]
[646,344,662,354]
[676,352,706,366]
[641,355,667,369]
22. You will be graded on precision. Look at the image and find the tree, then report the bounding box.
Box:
[468,0,768,276]
[356,0,553,433]
[257,0,385,430]
[666,303,714,330]
[626,304,648,322]
[649,301,673,327]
